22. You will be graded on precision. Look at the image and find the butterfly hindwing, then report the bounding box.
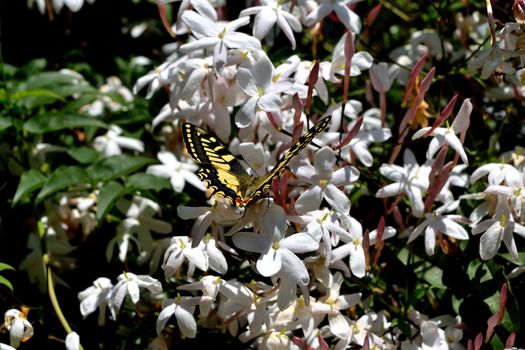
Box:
[182,123,251,205]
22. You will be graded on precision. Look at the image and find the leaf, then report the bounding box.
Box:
[0,117,13,132]
[13,169,47,205]
[126,173,171,192]
[97,181,127,224]
[483,289,500,315]
[467,259,492,283]
[0,263,14,272]
[423,266,445,289]
[24,113,108,134]
[0,276,13,292]
[36,166,91,203]
[11,89,65,108]
[67,147,102,164]
[87,155,155,182]
[499,252,525,266]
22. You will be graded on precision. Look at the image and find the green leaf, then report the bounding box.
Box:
[451,294,462,314]
[0,263,14,272]
[126,173,171,192]
[467,259,492,283]
[423,266,445,289]
[13,169,47,205]
[24,113,108,134]
[23,71,79,89]
[483,289,500,314]
[97,181,127,224]
[499,252,525,266]
[87,155,155,182]
[67,147,102,164]
[0,276,13,292]
[12,89,65,108]
[36,166,91,203]
[396,247,409,265]
[0,117,13,132]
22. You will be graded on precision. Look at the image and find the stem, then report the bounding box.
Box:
[44,247,84,350]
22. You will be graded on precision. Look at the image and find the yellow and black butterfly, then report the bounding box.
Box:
[181,116,331,207]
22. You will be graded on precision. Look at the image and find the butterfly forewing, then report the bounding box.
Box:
[243,116,332,206]
[182,123,252,205]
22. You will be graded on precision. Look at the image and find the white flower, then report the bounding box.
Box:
[468,40,521,79]
[0,343,16,350]
[65,332,80,350]
[4,309,34,347]
[93,125,144,156]
[233,204,318,279]
[218,279,274,335]
[177,275,222,316]
[318,272,361,335]
[293,146,359,214]
[180,10,261,72]
[240,0,302,49]
[162,236,208,277]
[412,98,472,165]
[107,196,172,262]
[376,149,431,217]
[147,151,205,192]
[78,277,113,326]
[472,195,525,260]
[108,273,163,320]
[177,199,243,245]
[470,163,522,186]
[303,0,362,33]
[156,295,213,338]
[329,32,373,81]
[235,55,294,127]
[408,201,470,256]
[80,77,134,117]
[133,58,182,98]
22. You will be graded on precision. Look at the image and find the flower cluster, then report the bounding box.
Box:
[5,0,525,349]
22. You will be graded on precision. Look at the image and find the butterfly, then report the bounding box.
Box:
[181,116,331,207]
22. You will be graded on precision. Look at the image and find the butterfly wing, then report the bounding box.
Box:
[182,123,252,205]
[243,116,332,206]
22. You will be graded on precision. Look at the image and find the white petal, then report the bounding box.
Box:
[257,249,282,277]
[174,306,198,338]
[253,8,277,40]
[324,184,350,213]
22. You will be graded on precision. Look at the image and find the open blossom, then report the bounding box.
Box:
[108,273,163,320]
[376,149,431,217]
[240,0,302,49]
[147,151,205,192]
[107,196,172,262]
[235,54,293,127]
[303,0,362,33]
[93,125,144,156]
[162,236,208,277]
[408,201,470,256]
[156,295,213,338]
[412,98,472,165]
[180,10,261,73]
[471,195,525,260]
[78,277,113,326]
[293,146,360,214]
[233,204,318,279]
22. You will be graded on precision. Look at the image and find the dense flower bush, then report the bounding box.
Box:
[0,0,524,349]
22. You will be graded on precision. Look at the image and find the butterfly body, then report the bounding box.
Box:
[181,116,331,207]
